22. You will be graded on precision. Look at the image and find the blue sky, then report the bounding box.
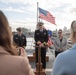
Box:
[0,0,76,31]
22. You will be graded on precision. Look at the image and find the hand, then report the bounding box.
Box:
[18,47,26,57]
[37,41,41,45]
[59,48,63,51]
[23,46,26,49]
[39,43,44,47]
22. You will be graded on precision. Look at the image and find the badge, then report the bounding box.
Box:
[23,37,25,39]
[44,32,46,35]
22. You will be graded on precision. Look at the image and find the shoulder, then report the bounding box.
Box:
[43,29,47,32]
[54,51,67,64]
[9,55,26,62]
[52,51,69,75]
[43,30,48,34]
[3,55,27,66]
[63,37,67,40]
[13,33,18,37]
[35,30,39,33]
[9,55,29,67]
[22,33,25,35]
[35,30,39,32]
[22,34,26,37]
[56,49,71,62]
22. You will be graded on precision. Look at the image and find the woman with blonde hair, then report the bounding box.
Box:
[0,10,34,75]
[51,20,76,75]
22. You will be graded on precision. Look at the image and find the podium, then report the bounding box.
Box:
[34,46,47,75]
[28,52,49,62]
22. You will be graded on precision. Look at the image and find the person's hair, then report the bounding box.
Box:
[0,10,17,55]
[70,20,76,43]
[16,27,22,32]
[58,29,62,33]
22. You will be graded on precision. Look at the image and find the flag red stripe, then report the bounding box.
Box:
[39,13,55,24]
[39,8,56,25]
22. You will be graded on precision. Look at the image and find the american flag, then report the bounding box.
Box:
[39,7,56,25]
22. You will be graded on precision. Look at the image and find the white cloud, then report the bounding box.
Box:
[3,6,35,14]
[1,0,27,3]
[1,0,36,4]
[1,0,76,31]
[4,7,25,13]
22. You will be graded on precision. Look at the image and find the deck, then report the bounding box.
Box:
[26,48,55,75]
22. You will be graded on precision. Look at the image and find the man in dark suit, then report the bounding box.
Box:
[34,22,48,69]
[13,27,27,49]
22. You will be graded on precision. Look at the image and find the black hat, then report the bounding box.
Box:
[16,27,22,31]
[37,22,44,26]
[58,29,62,33]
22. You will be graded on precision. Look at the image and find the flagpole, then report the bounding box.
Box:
[37,3,41,75]
[36,2,39,29]
[37,2,38,24]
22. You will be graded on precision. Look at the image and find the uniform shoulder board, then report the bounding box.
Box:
[22,33,26,36]
[13,33,18,36]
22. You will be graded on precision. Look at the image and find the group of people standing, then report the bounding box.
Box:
[34,22,68,70]
[0,10,76,75]
[13,21,68,71]
[51,21,76,75]
[9,18,69,75]
[13,21,52,70]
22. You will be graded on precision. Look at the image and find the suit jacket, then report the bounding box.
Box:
[13,33,27,47]
[54,37,67,51]
[0,46,34,75]
[34,29,48,45]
